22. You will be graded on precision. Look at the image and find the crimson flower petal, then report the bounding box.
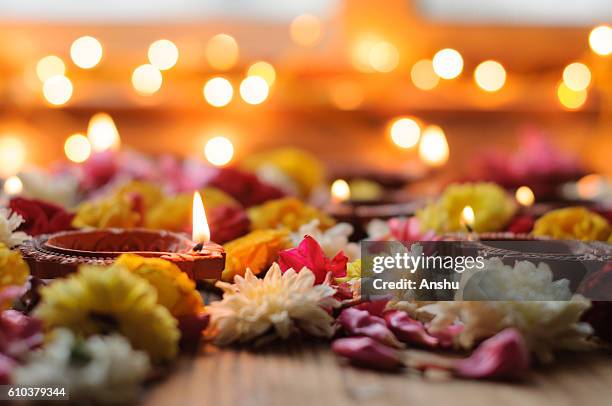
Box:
[332,337,403,371]
[384,311,439,348]
[278,236,348,284]
[337,307,402,348]
[455,328,530,380]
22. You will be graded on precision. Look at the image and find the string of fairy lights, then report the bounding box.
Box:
[0,14,611,198]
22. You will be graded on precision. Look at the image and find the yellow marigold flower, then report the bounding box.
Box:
[110,254,203,317]
[113,181,164,211]
[34,266,179,362]
[248,197,335,232]
[73,195,141,229]
[533,207,611,241]
[241,148,324,197]
[146,193,191,231]
[335,259,361,284]
[0,243,30,309]
[146,187,240,231]
[417,182,516,233]
[222,229,290,281]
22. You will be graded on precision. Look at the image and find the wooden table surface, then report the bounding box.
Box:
[143,342,612,406]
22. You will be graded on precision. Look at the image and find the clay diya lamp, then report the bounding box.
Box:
[20,192,225,281]
[325,179,425,240]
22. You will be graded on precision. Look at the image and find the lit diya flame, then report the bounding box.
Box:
[419,125,449,167]
[460,205,475,232]
[192,191,210,244]
[331,179,350,204]
[515,186,535,207]
[87,113,120,152]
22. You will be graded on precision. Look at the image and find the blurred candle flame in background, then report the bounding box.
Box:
[515,186,535,207]
[204,136,234,166]
[389,117,421,149]
[3,175,23,196]
[87,113,121,152]
[433,48,463,80]
[474,60,506,92]
[203,77,233,107]
[36,56,66,82]
[70,36,103,69]
[206,34,239,70]
[418,125,449,167]
[131,64,163,95]
[331,179,350,204]
[290,14,323,47]
[148,39,179,71]
[42,75,73,106]
[64,133,91,163]
[0,135,26,177]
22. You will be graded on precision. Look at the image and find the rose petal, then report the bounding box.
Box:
[0,354,16,384]
[177,312,210,348]
[455,328,530,380]
[384,311,439,348]
[337,307,402,348]
[332,337,403,371]
[278,236,348,285]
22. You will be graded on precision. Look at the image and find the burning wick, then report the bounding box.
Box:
[460,205,475,233]
[192,191,210,250]
[331,179,350,204]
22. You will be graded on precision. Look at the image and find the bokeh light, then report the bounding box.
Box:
[239,76,269,105]
[577,174,605,199]
[562,62,591,91]
[389,117,421,149]
[418,125,449,167]
[87,113,120,152]
[36,55,65,82]
[331,179,351,203]
[557,82,587,110]
[131,64,163,95]
[203,77,233,107]
[148,39,179,71]
[474,60,506,92]
[206,34,239,71]
[3,175,23,196]
[588,25,612,56]
[290,14,323,47]
[70,36,103,69]
[515,186,535,207]
[204,136,234,166]
[247,61,276,86]
[42,75,73,106]
[368,41,399,73]
[329,81,364,110]
[411,59,439,90]
[64,133,91,163]
[432,48,463,79]
[0,136,26,177]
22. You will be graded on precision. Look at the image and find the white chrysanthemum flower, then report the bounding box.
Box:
[421,297,593,363]
[366,219,390,240]
[13,329,150,404]
[456,257,572,301]
[0,208,29,247]
[208,263,339,345]
[291,219,360,260]
[19,169,79,208]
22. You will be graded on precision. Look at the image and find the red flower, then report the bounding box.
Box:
[278,236,348,284]
[332,337,403,371]
[207,205,250,244]
[207,167,285,207]
[9,197,74,236]
[506,215,535,234]
[455,328,530,380]
[177,312,210,348]
[80,151,119,191]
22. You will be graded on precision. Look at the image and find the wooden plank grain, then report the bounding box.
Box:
[143,344,612,406]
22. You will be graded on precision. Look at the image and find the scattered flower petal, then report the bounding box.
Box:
[332,337,403,371]
[337,307,402,348]
[279,236,348,284]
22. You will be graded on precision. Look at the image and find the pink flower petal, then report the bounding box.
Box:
[455,328,530,380]
[337,307,402,348]
[0,310,44,360]
[332,337,403,371]
[0,353,16,384]
[384,311,439,348]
